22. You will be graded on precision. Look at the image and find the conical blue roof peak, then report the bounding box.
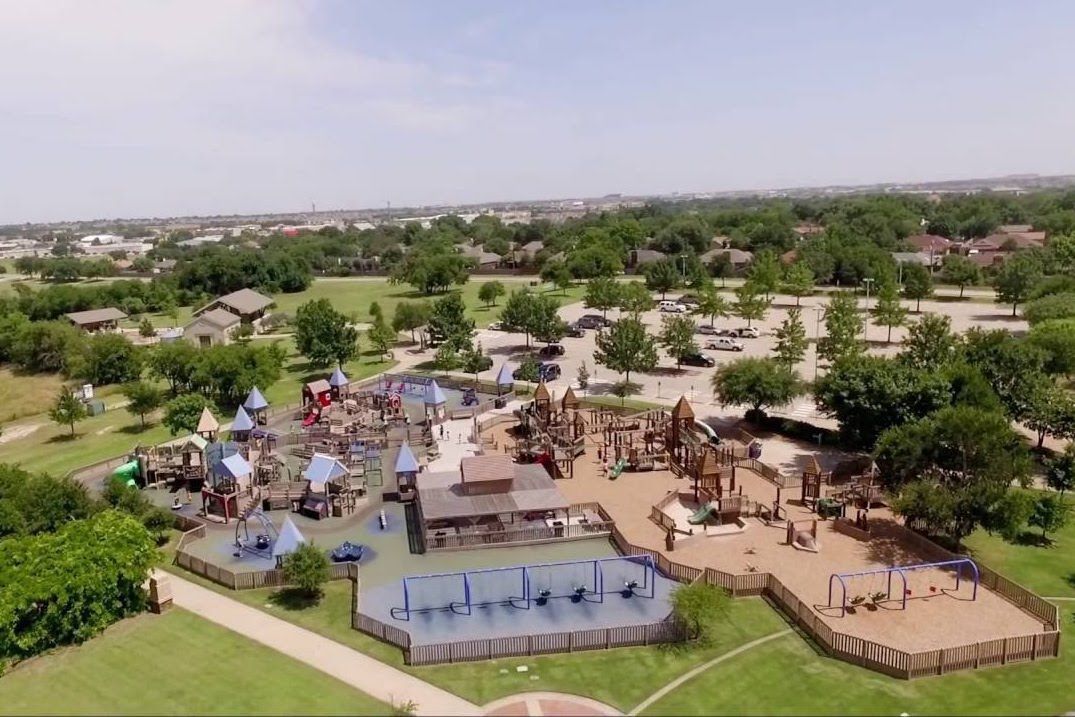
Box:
[231,407,255,432]
[243,386,269,411]
[496,363,514,386]
[424,379,446,405]
[329,367,349,387]
[395,443,420,474]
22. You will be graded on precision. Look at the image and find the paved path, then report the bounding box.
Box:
[627,629,793,715]
[161,571,480,716]
[483,692,621,716]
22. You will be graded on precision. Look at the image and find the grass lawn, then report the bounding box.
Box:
[962,493,1075,598]
[0,367,65,423]
[0,609,390,715]
[643,606,1075,716]
[159,568,789,712]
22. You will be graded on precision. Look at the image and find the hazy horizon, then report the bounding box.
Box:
[3,1,1074,224]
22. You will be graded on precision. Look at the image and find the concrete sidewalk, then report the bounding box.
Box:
[161,570,480,716]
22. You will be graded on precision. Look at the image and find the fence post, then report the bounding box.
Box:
[1001,638,1008,665]
[974,642,980,669]
[1032,633,1039,660]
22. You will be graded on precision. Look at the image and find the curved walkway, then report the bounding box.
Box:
[627,629,793,715]
[161,571,479,716]
[483,692,621,716]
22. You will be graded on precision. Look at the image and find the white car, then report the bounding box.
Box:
[735,327,761,338]
[706,337,745,352]
[658,301,687,313]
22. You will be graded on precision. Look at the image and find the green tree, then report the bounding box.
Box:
[642,259,682,299]
[669,581,730,644]
[746,250,780,299]
[138,317,155,338]
[433,342,461,374]
[576,361,590,390]
[772,307,808,368]
[499,290,561,348]
[540,260,573,295]
[122,381,163,429]
[876,406,1030,547]
[899,314,957,370]
[583,277,622,319]
[817,291,863,364]
[1024,292,1075,325]
[993,252,1043,317]
[1046,444,1075,498]
[692,286,730,328]
[163,393,217,435]
[962,327,1049,420]
[940,254,981,298]
[49,390,87,437]
[732,282,771,328]
[294,299,359,368]
[460,342,490,385]
[593,317,658,384]
[900,263,933,312]
[1027,319,1075,377]
[872,280,908,343]
[392,300,432,344]
[427,293,475,348]
[618,282,655,316]
[282,541,330,597]
[1028,494,1070,541]
[73,332,143,385]
[478,280,505,308]
[1022,381,1075,448]
[710,357,803,419]
[366,313,396,358]
[659,314,698,368]
[514,355,541,383]
[781,262,815,306]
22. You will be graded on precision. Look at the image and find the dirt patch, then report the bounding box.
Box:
[0,423,43,445]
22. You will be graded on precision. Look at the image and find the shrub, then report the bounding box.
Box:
[670,581,730,644]
[282,542,330,597]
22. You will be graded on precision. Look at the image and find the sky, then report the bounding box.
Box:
[2,0,1075,224]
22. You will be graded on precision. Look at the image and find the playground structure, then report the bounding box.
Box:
[800,455,885,515]
[394,555,657,620]
[827,558,981,617]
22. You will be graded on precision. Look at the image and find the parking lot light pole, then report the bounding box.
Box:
[862,278,875,342]
[813,306,824,382]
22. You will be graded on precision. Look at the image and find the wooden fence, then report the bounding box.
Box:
[425,506,614,551]
[608,522,1060,679]
[171,515,354,591]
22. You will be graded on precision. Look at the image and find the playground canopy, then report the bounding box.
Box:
[395,443,420,474]
[231,407,255,432]
[243,386,269,412]
[272,516,307,560]
[496,364,514,387]
[329,367,349,387]
[196,407,219,434]
[305,453,350,490]
[218,453,253,480]
[424,379,447,406]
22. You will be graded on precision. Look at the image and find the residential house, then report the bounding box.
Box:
[891,252,939,269]
[904,234,952,256]
[629,249,667,268]
[194,288,274,330]
[183,308,241,348]
[699,247,753,271]
[65,307,127,333]
[460,244,501,269]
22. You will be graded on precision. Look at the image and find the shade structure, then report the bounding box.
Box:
[231,407,255,432]
[272,516,307,560]
[329,367,349,387]
[496,363,514,386]
[243,386,269,412]
[395,443,420,474]
[305,452,350,490]
[218,453,252,480]
[424,379,446,406]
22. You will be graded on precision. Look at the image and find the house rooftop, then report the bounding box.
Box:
[194,308,241,329]
[197,288,273,316]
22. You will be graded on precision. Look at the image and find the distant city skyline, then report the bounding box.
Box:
[3,1,1074,224]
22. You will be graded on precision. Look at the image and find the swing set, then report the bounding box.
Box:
[827,558,980,617]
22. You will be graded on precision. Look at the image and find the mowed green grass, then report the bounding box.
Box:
[158,569,789,712]
[643,606,1075,716]
[0,609,389,716]
[963,493,1075,599]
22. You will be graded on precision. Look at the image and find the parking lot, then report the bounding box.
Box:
[470,289,1028,424]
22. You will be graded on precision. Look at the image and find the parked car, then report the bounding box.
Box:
[735,327,761,338]
[488,322,506,331]
[564,324,585,338]
[677,294,701,306]
[705,337,744,352]
[577,314,612,329]
[697,324,718,335]
[539,343,566,357]
[679,351,716,367]
[513,362,562,381]
[658,300,688,313]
